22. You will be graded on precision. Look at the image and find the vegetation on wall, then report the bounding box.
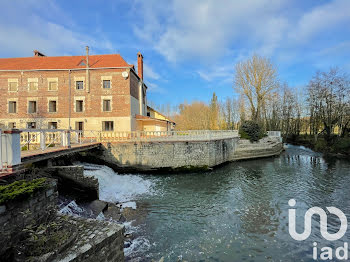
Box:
[0,178,47,205]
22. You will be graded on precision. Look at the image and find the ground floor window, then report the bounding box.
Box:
[27,122,36,129]
[102,121,114,131]
[8,122,16,128]
[48,122,58,129]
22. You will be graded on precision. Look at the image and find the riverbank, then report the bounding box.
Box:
[285,135,350,158]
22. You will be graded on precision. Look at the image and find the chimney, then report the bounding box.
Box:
[85,46,89,67]
[85,46,90,93]
[137,52,143,81]
[33,50,46,57]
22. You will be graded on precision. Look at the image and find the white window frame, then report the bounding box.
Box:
[8,79,18,92]
[47,77,58,91]
[28,78,38,91]
[101,96,112,112]
[101,76,112,89]
[74,96,85,113]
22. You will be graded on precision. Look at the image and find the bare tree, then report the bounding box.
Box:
[234,54,279,123]
[307,68,350,141]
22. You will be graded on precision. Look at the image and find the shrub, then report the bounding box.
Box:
[0,178,47,205]
[239,120,264,142]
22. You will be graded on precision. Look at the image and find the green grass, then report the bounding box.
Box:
[0,178,47,205]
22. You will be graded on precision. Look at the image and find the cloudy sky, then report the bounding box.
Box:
[1,0,349,106]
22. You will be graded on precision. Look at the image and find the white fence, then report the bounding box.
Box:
[19,130,239,147]
[267,131,281,137]
[98,130,239,142]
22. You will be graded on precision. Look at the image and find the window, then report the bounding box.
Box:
[48,122,58,129]
[28,101,37,113]
[27,122,36,129]
[49,100,57,112]
[8,81,18,92]
[76,81,84,90]
[8,101,17,113]
[147,112,151,117]
[103,99,111,112]
[48,81,58,91]
[8,122,16,128]
[102,121,114,131]
[28,81,38,91]
[76,100,84,112]
[103,80,110,89]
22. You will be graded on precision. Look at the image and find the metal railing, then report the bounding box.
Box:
[267,131,281,137]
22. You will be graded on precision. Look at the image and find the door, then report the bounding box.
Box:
[75,121,84,140]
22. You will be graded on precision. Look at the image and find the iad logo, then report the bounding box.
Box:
[288,199,349,260]
[288,199,347,241]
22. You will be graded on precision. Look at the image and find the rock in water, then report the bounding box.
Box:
[88,200,108,218]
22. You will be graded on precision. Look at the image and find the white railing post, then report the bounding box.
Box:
[40,131,46,151]
[0,129,2,172]
[2,129,22,168]
[67,130,71,148]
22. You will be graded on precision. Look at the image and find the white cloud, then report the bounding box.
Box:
[147,82,166,94]
[133,0,290,62]
[288,0,350,43]
[133,0,350,67]
[143,63,160,80]
[197,65,234,82]
[0,1,115,57]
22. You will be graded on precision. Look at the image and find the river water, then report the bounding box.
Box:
[80,145,350,261]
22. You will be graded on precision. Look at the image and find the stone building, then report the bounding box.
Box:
[0,48,171,132]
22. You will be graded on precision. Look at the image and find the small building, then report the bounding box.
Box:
[135,106,175,131]
[0,48,167,132]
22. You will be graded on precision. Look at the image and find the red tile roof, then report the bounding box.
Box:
[0,54,132,70]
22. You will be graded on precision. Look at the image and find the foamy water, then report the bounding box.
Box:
[80,163,155,259]
[82,163,155,203]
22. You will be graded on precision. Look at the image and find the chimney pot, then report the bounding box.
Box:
[33,50,46,57]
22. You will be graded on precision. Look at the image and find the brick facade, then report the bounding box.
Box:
[0,51,148,132]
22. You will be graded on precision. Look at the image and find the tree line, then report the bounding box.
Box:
[152,55,350,145]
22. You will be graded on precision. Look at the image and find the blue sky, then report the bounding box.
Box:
[1,0,350,108]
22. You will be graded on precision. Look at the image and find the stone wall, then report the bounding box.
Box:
[99,137,239,171]
[45,165,99,199]
[232,137,284,160]
[0,179,58,256]
[49,215,124,262]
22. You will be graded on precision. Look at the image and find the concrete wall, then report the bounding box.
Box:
[100,137,239,170]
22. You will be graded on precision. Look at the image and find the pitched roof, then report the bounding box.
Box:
[0,54,132,70]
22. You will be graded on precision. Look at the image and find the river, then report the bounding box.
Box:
[80,145,350,261]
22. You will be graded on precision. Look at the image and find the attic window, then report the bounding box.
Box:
[78,60,86,66]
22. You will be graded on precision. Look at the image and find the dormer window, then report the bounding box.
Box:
[78,59,87,66]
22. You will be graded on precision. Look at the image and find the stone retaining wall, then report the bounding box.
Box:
[232,137,284,160]
[49,215,124,262]
[45,165,99,199]
[0,179,58,257]
[100,137,239,170]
